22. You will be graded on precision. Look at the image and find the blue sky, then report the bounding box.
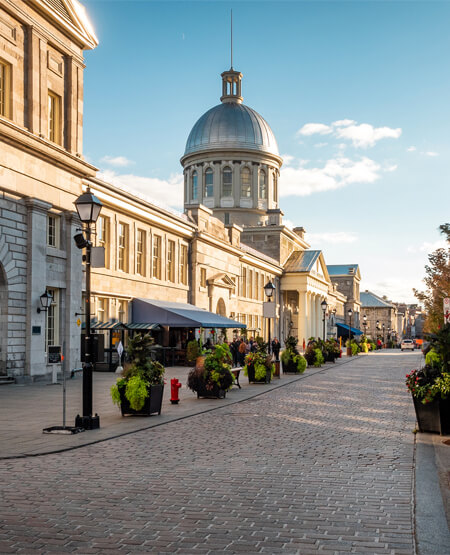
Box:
[82,0,450,304]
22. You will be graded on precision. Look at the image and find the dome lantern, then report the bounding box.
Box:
[220,68,243,104]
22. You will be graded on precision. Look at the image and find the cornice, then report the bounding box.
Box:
[180,147,283,169]
[0,118,97,177]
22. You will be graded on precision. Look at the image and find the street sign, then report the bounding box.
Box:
[48,345,61,364]
[117,341,123,358]
[444,298,450,324]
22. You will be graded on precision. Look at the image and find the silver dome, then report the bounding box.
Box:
[184,102,279,157]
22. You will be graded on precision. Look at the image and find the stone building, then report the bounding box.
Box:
[0,0,360,382]
[360,290,398,342]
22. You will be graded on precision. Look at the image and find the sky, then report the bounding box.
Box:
[81,0,450,304]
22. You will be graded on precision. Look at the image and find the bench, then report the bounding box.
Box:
[231,368,241,389]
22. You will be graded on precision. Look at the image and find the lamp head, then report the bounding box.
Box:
[321,299,328,312]
[37,290,53,313]
[264,281,275,299]
[74,189,102,224]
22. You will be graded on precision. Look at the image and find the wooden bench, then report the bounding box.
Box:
[231,368,241,389]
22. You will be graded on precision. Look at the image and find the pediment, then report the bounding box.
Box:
[207,273,236,289]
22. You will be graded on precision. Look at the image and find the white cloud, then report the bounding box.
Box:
[297,119,402,148]
[407,240,447,254]
[97,170,184,211]
[384,164,398,172]
[314,142,328,148]
[100,155,134,167]
[280,156,382,197]
[425,151,439,157]
[335,123,402,148]
[281,154,294,166]
[332,119,356,127]
[306,231,358,245]
[407,146,416,152]
[297,123,332,136]
[365,279,418,304]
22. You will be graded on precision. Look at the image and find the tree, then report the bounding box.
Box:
[414,223,450,332]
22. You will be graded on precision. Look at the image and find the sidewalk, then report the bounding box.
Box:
[0,359,348,459]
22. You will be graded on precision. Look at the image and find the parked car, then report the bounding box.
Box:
[401,339,415,351]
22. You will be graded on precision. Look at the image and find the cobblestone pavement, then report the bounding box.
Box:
[0,352,426,553]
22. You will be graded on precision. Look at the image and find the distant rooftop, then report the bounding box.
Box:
[327,264,359,276]
[360,290,394,308]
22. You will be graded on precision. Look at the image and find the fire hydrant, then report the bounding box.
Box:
[170,378,182,404]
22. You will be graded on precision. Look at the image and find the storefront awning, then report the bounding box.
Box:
[84,321,161,331]
[132,298,246,329]
[336,323,363,336]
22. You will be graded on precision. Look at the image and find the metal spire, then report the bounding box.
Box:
[230,9,233,70]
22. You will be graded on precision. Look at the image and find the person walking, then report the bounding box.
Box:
[238,339,247,366]
[271,338,281,360]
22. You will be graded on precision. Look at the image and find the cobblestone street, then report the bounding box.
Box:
[0,352,431,553]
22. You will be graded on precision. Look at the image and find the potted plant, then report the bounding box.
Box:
[244,351,275,383]
[304,340,325,367]
[187,343,234,398]
[281,336,306,373]
[111,333,165,416]
[186,339,201,364]
[406,325,450,434]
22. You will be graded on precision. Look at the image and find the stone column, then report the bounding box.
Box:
[25,198,52,378]
[297,290,307,347]
[64,211,83,375]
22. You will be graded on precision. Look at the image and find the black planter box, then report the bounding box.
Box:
[195,382,226,399]
[246,364,271,384]
[281,359,300,373]
[413,396,450,435]
[119,383,164,416]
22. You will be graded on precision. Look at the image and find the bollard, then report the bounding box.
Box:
[170,378,182,404]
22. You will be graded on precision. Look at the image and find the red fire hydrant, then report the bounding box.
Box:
[170,378,182,404]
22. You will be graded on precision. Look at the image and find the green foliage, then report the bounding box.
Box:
[432,372,450,399]
[281,349,291,365]
[124,375,148,411]
[425,348,442,369]
[285,336,299,353]
[351,342,359,356]
[255,336,268,353]
[313,348,324,367]
[187,340,201,363]
[187,343,234,393]
[243,351,274,380]
[293,354,307,373]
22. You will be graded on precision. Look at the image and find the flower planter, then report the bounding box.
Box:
[281,359,299,373]
[246,364,271,384]
[412,396,450,435]
[195,382,226,399]
[119,384,164,416]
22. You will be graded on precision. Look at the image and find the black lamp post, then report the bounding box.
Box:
[37,290,53,313]
[382,323,385,347]
[363,314,367,336]
[376,320,380,347]
[264,281,275,354]
[348,308,353,342]
[321,299,328,341]
[74,189,102,430]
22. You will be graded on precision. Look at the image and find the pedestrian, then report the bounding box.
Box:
[271,337,281,360]
[238,339,247,366]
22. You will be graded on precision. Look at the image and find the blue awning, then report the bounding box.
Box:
[132,298,246,329]
[336,323,363,336]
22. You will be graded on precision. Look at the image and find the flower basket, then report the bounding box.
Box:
[194,382,226,399]
[187,345,234,399]
[119,383,164,416]
[412,396,450,435]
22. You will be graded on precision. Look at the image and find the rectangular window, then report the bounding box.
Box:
[167,240,175,282]
[180,244,188,285]
[273,172,278,202]
[118,300,128,323]
[97,297,108,323]
[0,60,11,118]
[241,267,247,297]
[136,229,146,276]
[241,168,251,198]
[46,288,59,350]
[48,91,61,145]
[118,222,129,272]
[152,235,161,279]
[224,213,230,225]
[200,267,207,288]
[47,214,60,248]
[96,216,110,269]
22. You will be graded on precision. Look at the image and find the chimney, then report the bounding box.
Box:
[293,226,306,239]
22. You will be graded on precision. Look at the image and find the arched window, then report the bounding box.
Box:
[222,166,232,197]
[204,168,214,197]
[273,171,278,202]
[259,169,267,199]
[191,171,198,200]
[241,167,251,198]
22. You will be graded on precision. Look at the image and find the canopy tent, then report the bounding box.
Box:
[132,298,246,329]
[336,323,363,336]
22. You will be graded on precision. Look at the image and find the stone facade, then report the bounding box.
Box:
[360,290,398,342]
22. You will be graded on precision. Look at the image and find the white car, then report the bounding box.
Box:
[401,339,415,351]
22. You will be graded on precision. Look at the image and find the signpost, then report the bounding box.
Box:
[444,298,450,324]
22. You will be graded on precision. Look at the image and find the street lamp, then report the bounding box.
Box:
[348,309,353,343]
[362,314,367,335]
[74,189,102,430]
[321,299,328,341]
[264,281,276,354]
[382,323,385,347]
[37,290,53,314]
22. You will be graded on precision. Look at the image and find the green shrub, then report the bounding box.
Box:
[187,340,201,363]
[293,354,307,373]
[313,348,324,367]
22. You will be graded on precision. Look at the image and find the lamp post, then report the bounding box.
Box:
[37,290,53,314]
[74,189,103,430]
[321,299,328,341]
[264,281,276,354]
[348,309,353,342]
[362,314,367,336]
[382,323,385,348]
[376,320,380,348]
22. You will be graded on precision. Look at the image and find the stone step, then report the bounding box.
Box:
[0,376,15,385]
